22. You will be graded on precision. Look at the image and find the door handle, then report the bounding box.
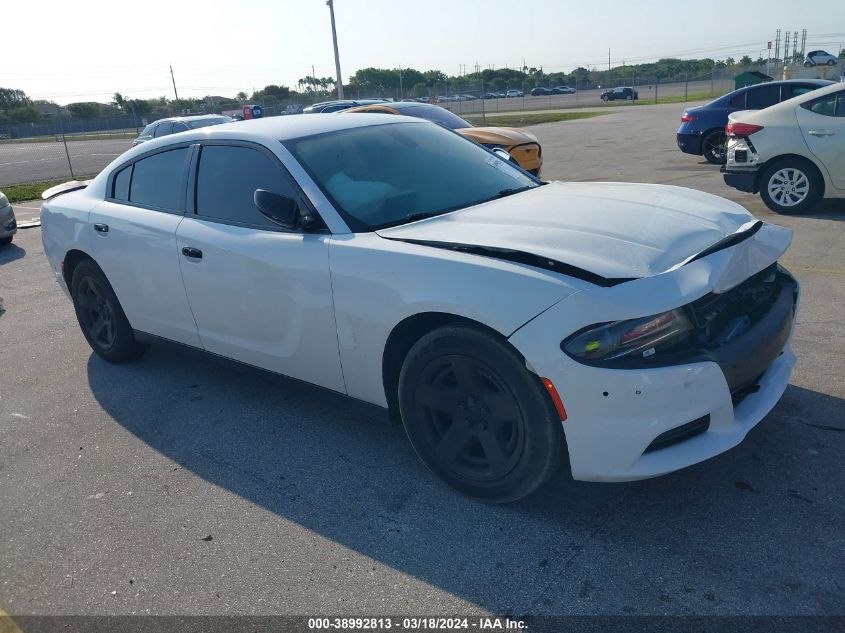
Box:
[93,223,109,233]
[807,130,835,137]
[181,246,203,259]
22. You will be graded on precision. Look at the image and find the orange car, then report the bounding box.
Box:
[343,102,542,175]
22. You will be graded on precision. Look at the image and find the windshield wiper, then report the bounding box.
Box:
[373,212,441,230]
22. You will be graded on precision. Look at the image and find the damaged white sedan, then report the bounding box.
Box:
[41,114,798,502]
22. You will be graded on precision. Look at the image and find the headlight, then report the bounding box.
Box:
[562,309,693,363]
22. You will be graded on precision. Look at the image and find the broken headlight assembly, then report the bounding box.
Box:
[561,309,694,365]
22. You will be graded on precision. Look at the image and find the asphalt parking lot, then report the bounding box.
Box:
[1,102,843,619]
[0,138,131,187]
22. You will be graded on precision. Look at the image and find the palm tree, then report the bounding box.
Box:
[113,92,126,110]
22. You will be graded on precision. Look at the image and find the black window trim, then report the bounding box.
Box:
[105,141,195,215]
[189,139,327,234]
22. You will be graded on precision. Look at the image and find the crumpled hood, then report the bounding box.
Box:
[377,181,756,281]
[458,126,538,146]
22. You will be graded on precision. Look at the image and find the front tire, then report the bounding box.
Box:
[71,259,146,363]
[702,130,727,164]
[827,59,836,66]
[398,325,563,502]
[759,158,823,214]
[0,235,12,246]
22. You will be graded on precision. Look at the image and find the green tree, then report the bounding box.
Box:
[739,55,753,66]
[67,102,102,118]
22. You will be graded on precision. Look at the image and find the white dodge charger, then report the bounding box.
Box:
[41,114,798,502]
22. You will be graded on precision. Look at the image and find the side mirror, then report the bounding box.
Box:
[254,189,300,230]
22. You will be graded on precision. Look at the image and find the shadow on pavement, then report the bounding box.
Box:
[0,242,25,265]
[86,343,844,615]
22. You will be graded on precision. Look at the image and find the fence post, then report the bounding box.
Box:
[655,77,659,104]
[56,108,75,180]
[481,79,486,125]
[684,74,688,102]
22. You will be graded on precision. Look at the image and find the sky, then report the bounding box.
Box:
[3,0,844,105]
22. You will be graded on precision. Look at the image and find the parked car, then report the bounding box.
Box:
[600,87,638,101]
[0,191,17,245]
[530,87,551,96]
[722,82,845,213]
[132,115,233,146]
[551,86,576,94]
[41,114,798,502]
[343,101,543,174]
[505,89,523,98]
[303,99,390,113]
[677,79,832,164]
[804,50,838,67]
[482,92,503,99]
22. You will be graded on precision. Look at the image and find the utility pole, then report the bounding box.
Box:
[801,28,807,59]
[775,29,781,62]
[793,31,798,63]
[169,64,180,110]
[326,0,344,99]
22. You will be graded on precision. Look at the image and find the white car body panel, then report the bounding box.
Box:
[378,182,756,280]
[175,217,345,393]
[725,82,845,198]
[41,114,799,483]
[509,223,794,481]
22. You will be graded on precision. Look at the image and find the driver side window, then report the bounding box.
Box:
[194,144,303,229]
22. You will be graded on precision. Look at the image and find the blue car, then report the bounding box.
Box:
[676,79,832,164]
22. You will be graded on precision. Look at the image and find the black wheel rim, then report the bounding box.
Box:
[703,132,727,162]
[413,354,525,482]
[77,277,116,349]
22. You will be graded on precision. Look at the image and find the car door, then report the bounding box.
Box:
[175,141,345,393]
[89,145,202,347]
[796,89,845,190]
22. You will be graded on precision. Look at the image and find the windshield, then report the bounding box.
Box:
[284,121,538,231]
[187,117,231,129]
[397,105,472,130]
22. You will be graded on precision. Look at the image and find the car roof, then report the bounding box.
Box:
[155,114,230,123]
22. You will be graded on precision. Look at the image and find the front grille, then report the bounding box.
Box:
[688,263,783,347]
[644,415,711,453]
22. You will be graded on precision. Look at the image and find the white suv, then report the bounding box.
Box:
[722,82,845,213]
[804,50,838,67]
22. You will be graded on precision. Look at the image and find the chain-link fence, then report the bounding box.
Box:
[3,62,840,189]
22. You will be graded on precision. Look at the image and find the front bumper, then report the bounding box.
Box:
[0,203,17,238]
[509,227,797,482]
[676,132,703,155]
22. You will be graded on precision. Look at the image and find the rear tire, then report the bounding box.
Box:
[71,259,146,363]
[759,158,823,214]
[827,59,836,66]
[398,325,563,502]
[702,130,727,164]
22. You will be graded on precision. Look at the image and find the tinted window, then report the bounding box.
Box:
[397,105,471,129]
[729,92,746,108]
[112,164,131,200]
[285,122,537,231]
[196,145,296,227]
[172,122,189,133]
[129,148,189,210]
[803,91,845,117]
[187,117,231,129]
[745,85,781,109]
[782,84,816,100]
[154,122,173,137]
[139,123,155,138]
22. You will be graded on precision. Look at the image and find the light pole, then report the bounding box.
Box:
[326,0,344,99]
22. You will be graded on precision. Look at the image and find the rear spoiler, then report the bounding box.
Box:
[42,180,92,200]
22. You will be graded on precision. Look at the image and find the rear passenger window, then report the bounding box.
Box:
[803,92,845,117]
[745,85,780,109]
[129,148,189,211]
[195,145,298,228]
[154,122,173,137]
[729,92,746,108]
[782,85,814,100]
[112,164,131,200]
